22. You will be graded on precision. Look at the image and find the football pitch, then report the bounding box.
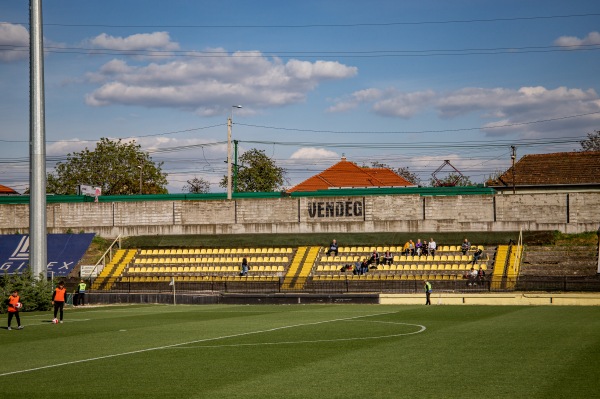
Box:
[1,304,599,399]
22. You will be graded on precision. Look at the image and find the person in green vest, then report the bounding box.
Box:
[77,280,87,306]
[424,280,432,305]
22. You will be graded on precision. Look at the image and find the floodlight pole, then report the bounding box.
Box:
[29,0,47,279]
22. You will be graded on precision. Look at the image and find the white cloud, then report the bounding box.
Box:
[89,31,180,52]
[438,86,600,137]
[372,89,436,118]
[329,85,600,138]
[328,88,435,118]
[554,31,600,48]
[289,147,339,160]
[327,88,383,113]
[437,86,598,118]
[0,23,29,62]
[85,49,357,114]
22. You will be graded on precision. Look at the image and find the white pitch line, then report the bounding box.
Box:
[0,311,403,377]
[171,321,426,349]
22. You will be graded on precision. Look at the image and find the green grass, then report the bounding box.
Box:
[2,305,599,398]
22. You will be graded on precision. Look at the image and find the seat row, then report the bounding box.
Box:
[138,248,293,256]
[320,254,485,263]
[329,245,485,253]
[124,275,280,283]
[127,265,286,274]
[134,256,289,265]
[312,274,461,281]
[316,263,487,272]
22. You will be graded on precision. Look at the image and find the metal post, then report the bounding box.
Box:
[227,105,242,200]
[233,139,239,193]
[226,117,232,200]
[138,164,143,194]
[511,146,516,194]
[29,0,47,279]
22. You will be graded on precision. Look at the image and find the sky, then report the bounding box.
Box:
[1,0,599,193]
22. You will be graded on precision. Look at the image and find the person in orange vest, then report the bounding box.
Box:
[6,289,24,330]
[52,281,67,323]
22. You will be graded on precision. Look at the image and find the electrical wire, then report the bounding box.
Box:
[3,12,600,28]
[2,43,600,58]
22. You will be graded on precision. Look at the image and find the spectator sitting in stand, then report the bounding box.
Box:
[382,250,393,265]
[326,239,339,256]
[428,238,437,257]
[402,240,412,256]
[353,261,362,275]
[415,239,423,256]
[408,240,415,256]
[472,247,483,265]
[360,258,369,274]
[461,238,471,255]
[369,250,380,266]
[468,267,479,286]
[477,267,486,283]
[422,240,429,256]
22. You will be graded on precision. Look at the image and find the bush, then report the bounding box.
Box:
[0,270,53,313]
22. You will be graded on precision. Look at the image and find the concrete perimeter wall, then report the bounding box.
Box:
[380,292,600,306]
[1,192,599,237]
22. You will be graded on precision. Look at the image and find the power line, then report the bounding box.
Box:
[3,43,600,58]
[3,12,600,28]
[235,111,600,135]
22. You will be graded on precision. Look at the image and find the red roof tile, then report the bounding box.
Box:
[288,159,413,192]
[488,151,600,187]
[0,184,19,195]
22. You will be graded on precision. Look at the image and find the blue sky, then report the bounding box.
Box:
[1,0,599,193]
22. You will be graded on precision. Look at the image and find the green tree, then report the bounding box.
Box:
[183,177,211,193]
[220,148,287,192]
[0,270,53,312]
[430,173,474,187]
[46,138,168,195]
[580,130,600,151]
[369,162,421,185]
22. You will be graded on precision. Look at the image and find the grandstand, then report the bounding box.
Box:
[72,230,600,299]
[85,242,498,292]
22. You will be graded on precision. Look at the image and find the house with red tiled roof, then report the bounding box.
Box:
[0,184,19,195]
[487,151,600,193]
[288,157,414,193]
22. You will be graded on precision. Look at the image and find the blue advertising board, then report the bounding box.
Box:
[0,234,95,277]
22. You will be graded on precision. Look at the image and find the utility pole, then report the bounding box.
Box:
[233,140,239,193]
[511,146,516,194]
[227,116,232,200]
[227,105,242,200]
[137,164,143,194]
[29,0,47,278]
